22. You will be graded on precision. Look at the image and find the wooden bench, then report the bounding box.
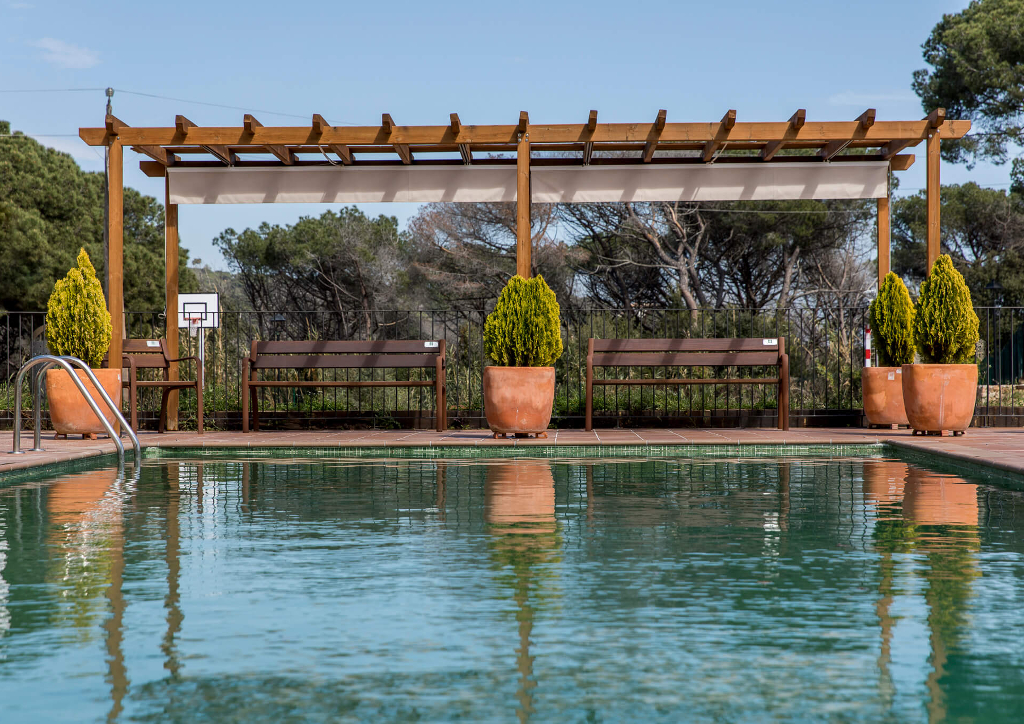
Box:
[241,340,447,433]
[105,339,203,433]
[585,337,789,431]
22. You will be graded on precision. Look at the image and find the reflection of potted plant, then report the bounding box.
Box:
[864,272,915,427]
[45,248,121,438]
[902,255,980,435]
[482,275,563,438]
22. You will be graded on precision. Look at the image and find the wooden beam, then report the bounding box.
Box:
[312,114,328,135]
[140,161,167,177]
[328,144,353,164]
[517,117,531,278]
[381,113,411,164]
[165,174,180,431]
[451,113,471,164]
[643,109,667,162]
[133,145,174,165]
[926,128,941,274]
[877,195,890,288]
[890,154,915,171]
[881,138,916,160]
[107,138,123,382]
[858,108,876,130]
[174,115,232,165]
[927,107,946,128]
[762,109,805,161]
[702,110,736,163]
[78,118,974,148]
[820,139,851,161]
[583,110,597,165]
[243,114,292,164]
[518,111,529,135]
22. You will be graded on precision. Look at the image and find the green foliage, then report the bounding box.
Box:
[913,0,1024,165]
[0,121,196,313]
[46,248,112,368]
[913,255,980,364]
[869,273,916,367]
[484,275,563,367]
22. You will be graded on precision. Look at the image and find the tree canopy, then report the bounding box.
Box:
[912,0,1024,172]
[0,120,196,313]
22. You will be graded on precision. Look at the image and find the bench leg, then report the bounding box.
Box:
[129,377,138,433]
[779,354,790,431]
[241,376,249,433]
[158,388,170,433]
[436,375,445,433]
[251,382,261,432]
[585,363,593,432]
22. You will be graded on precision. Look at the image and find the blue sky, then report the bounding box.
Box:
[1,0,1013,270]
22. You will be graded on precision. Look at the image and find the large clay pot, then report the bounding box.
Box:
[482,366,555,437]
[46,368,122,437]
[901,364,978,434]
[862,367,909,427]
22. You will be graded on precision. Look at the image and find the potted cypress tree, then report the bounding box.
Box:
[45,248,122,439]
[482,275,563,438]
[863,272,915,427]
[902,255,980,435]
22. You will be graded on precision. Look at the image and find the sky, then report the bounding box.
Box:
[1,0,1014,271]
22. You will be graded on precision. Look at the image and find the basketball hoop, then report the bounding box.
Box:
[187,316,203,338]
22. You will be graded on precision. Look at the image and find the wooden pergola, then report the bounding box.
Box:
[80,108,969,420]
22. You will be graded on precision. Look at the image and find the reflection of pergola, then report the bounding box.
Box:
[80,108,969,372]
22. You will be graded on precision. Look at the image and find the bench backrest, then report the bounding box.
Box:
[250,340,445,370]
[589,337,784,367]
[103,339,171,369]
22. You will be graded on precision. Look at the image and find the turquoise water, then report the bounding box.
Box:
[0,456,1022,722]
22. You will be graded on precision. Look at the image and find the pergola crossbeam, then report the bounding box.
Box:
[244,114,293,165]
[382,113,412,164]
[583,110,597,165]
[643,109,667,162]
[451,113,471,164]
[761,109,805,161]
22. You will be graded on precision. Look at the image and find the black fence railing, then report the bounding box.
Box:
[2,307,1022,430]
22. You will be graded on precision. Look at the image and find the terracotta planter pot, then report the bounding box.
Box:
[46,368,122,437]
[862,367,909,427]
[482,366,555,437]
[901,363,978,434]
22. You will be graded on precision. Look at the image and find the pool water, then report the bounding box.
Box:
[1,456,1023,722]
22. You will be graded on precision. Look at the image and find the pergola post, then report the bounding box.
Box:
[516,112,531,278]
[877,195,890,287]
[926,125,941,275]
[107,137,124,372]
[165,175,180,431]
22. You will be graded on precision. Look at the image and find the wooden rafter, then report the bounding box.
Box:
[762,109,805,161]
[451,113,471,164]
[311,114,350,165]
[643,109,667,162]
[382,113,412,164]
[821,109,877,161]
[243,114,293,165]
[518,111,529,136]
[583,110,597,165]
[702,110,736,163]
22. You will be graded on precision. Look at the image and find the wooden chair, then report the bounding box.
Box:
[585,337,789,431]
[105,339,203,433]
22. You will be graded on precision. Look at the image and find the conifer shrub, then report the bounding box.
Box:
[912,254,980,365]
[484,275,563,367]
[869,272,916,367]
[46,248,112,368]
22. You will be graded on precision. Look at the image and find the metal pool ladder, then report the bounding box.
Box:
[8,354,141,469]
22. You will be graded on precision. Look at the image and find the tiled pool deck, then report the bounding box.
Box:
[2,426,1022,479]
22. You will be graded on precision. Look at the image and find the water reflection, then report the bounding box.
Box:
[864,460,980,724]
[485,461,559,724]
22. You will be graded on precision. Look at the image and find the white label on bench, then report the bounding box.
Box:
[763,338,778,346]
[888,372,895,381]
[146,341,161,348]
[424,341,439,348]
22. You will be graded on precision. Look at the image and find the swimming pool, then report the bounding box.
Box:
[1,454,1022,722]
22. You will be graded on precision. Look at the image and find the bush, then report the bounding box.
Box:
[484,275,563,367]
[46,248,112,368]
[869,272,916,366]
[912,255,979,364]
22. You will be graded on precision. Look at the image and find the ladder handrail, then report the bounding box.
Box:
[8,355,140,467]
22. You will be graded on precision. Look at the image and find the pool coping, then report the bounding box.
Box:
[3,428,1023,486]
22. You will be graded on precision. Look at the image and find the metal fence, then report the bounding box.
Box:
[3,306,1022,430]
